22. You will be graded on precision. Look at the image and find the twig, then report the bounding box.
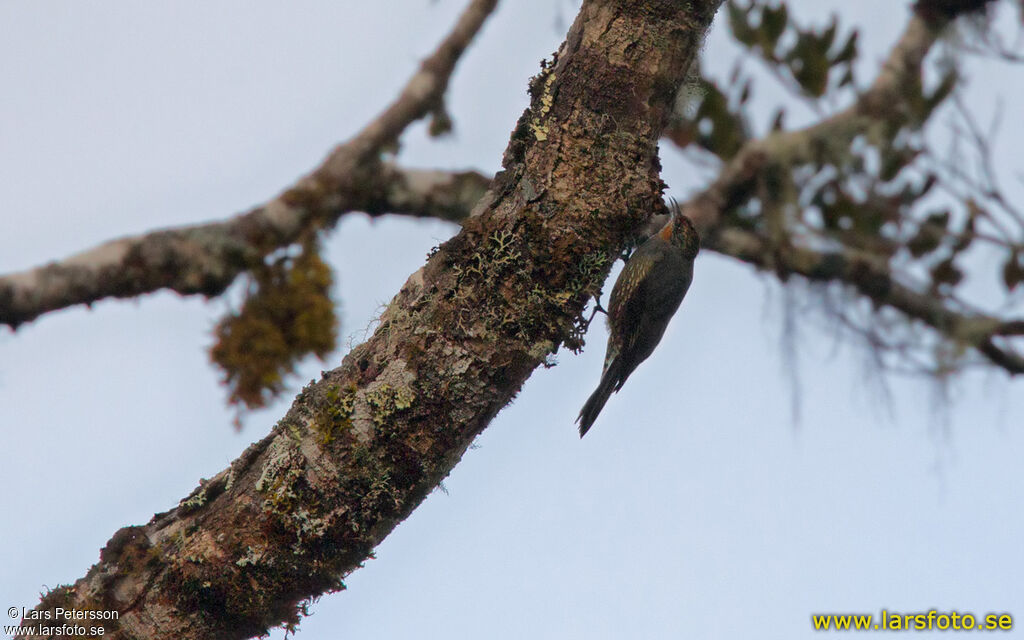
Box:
[0,0,498,329]
[707,226,1024,374]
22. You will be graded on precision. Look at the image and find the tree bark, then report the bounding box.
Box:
[19,1,723,638]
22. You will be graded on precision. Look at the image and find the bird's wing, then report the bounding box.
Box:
[645,251,692,318]
[608,248,661,361]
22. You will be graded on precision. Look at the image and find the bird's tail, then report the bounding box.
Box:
[576,359,622,437]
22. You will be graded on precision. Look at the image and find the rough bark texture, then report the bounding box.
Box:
[17,1,723,638]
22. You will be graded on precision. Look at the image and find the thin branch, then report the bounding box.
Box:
[657,0,1024,375]
[687,14,939,229]
[669,0,1001,234]
[949,92,1024,231]
[707,226,1024,373]
[365,166,492,222]
[0,0,499,330]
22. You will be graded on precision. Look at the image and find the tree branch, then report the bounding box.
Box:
[18,1,724,638]
[674,9,941,232]
[706,226,1024,373]
[659,0,1023,375]
[0,0,499,330]
[665,0,999,236]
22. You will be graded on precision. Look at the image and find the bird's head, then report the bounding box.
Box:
[657,200,700,260]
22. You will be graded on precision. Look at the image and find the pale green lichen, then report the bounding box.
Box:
[314,383,358,444]
[179,486,208,512]
[486,229,521,266]
[528,340,557,361]
[287,508,330,549]
[235,546,262,567]
[255,437,305,514]
[254,435,336,548]
[529,72,557,141]
[365,384,416,426]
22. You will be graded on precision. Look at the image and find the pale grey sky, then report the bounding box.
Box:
[1,2,1022,639]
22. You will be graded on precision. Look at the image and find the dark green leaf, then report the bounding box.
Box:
[1003,252,1024,291]
[931,257,963,288]
[820,18,837,52]
[727,1,757,47]
[832,30,858,65]
[759,4,789,54]
[906,210,949,257]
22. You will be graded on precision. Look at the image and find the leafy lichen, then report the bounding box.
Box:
[365,384,416,426]
[313,383,358,444]
[528,71,557,141]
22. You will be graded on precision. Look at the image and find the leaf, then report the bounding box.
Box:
[727,1,756,47]
[1003,252,1024,291]
[931,257,963,289]
[787,32,830,97]
[693,79,747,159]
[879,146,916,182]
[925,210,951,230]
[906,210,949,258]
[759,3,789,54]
[820,18,837,52]
[832,30,859,65]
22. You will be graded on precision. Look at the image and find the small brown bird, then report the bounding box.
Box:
[576,206,700,437]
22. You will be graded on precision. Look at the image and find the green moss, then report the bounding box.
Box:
[312,383,358,445]
[210,241,338,411]
[170,529,190,553]
[145,543,166,568]
[37,584,75,610]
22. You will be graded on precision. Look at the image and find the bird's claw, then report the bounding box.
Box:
[581,299,607,332]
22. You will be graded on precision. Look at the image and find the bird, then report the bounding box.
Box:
[576,203,700,437]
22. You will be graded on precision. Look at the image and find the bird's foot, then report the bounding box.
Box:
[581,300,607,332]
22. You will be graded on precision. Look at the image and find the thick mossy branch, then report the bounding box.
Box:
[17,2,724,639]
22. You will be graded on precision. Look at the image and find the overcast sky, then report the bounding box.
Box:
[1,1,1022,639]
